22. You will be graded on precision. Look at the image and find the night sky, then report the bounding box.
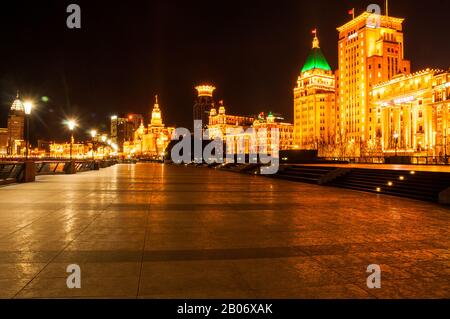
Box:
[1,0,449,142]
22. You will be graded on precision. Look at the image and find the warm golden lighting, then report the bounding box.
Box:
[387,182,393,187]
[24,101,33,115]
[195,85,216,97]
[67,120,77,131]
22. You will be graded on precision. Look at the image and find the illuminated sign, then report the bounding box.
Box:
[348,32,358,41]
[394,96,415,104]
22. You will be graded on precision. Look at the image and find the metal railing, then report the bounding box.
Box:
[0,162,25,185]
[0,159,118,185]
[319,156,449,165]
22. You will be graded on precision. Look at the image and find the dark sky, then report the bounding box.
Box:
[1,0,449,142]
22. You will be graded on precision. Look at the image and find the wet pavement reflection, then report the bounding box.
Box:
[0,163,448,298]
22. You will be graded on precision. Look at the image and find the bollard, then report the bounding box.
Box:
[21,161,36,183]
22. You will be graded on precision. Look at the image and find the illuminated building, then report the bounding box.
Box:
[0,128,8,155]
[208,101,255,140]
[337,11,411,154]
[253,113,294,152]
[123,95,175,158]
[194,85,216,128]
[7,93,25,155]
[50,142,89,158]
[372,69,450,156]
[294,32,336,150]
[208,103,292,155]
[110,115,133,151]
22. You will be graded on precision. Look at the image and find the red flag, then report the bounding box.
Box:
[348,8,354,15]
[311,28,317,35]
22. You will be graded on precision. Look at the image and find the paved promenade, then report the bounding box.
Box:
[304,163,450,173]
[0,163,448,299]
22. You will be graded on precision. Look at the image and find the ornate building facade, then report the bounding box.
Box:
[123,96,175,158]
[294,33,336,150]
[7,93,25,156]
[208,102,292,155]
[337,12,411,152]
[208,101,255,141]
[372,69,450,157]
[295,9,449,158]
[253,113,294,153]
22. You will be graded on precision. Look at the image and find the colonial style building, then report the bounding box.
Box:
[294,33,336,149]
[253,113,294,152]
[208,101,255,141]
[295,8,449,158]
[372,69,450,157]
[337,11,411,153]
[208,102,292,156]
[123,95,175,158]
[7,93,25,156]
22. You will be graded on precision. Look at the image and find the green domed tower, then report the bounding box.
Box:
[301,35,332,74]
[293,32,336,150]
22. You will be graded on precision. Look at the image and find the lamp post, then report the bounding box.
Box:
[67,120,77,160]
[101,135,107,159]
[24,101,33,160]
[90,130,97,160]
[107,139,112,159]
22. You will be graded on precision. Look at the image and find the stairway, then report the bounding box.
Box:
[274,165,338,184]
[328,168,450,202]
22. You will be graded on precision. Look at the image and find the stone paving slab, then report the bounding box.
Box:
[0,163,449,299]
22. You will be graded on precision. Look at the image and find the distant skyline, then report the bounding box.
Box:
[1,0,449,142]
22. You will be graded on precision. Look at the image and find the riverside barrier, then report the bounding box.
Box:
[0,159,118,185]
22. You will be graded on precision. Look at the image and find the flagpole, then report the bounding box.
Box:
[386,0,389,17]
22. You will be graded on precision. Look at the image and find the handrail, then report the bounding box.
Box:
[319,156,449,165]
[0,159,118,185]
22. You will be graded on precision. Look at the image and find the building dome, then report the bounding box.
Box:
[11,92,24,112]
[301,35,332,73]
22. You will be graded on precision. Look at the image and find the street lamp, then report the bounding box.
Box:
[66,120,77,160]
[393,132,399,157]
[90,130,97,160]
[24,101,33,160]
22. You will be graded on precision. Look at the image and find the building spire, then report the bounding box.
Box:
[155,94,158,105]
[311,29,319,48]
[312,36,320,49]
[16,90,20,99]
